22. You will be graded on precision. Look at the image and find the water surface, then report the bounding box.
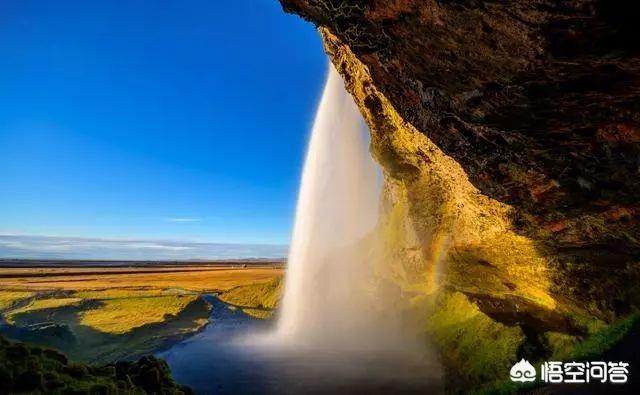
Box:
[160,296,443,394]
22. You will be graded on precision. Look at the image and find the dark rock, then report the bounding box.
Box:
[278,1,640,391]
[14,370,44,392]
[43,348,68,365]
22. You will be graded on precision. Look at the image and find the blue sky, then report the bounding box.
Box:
[0,1,327,258]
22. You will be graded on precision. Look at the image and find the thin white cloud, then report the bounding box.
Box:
[163,217,202,223]
[0,234,287,260]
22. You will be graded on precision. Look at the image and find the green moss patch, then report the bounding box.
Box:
[561,313,639,361]
[478,314,639,394]
[426,292,524,391]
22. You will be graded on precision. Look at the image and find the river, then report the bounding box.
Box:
[159,295,443,394]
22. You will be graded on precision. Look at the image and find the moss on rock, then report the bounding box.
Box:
[426,292,524,389]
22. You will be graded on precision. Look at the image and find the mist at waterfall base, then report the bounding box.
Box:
[161,66,442,394]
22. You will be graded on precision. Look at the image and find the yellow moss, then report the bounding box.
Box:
[447,236,556,309]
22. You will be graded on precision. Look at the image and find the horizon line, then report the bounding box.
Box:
[0,233,289,248]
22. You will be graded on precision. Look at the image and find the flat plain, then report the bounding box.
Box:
[0,262,284,362]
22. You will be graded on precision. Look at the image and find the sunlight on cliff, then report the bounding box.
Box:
[320,28,557,314]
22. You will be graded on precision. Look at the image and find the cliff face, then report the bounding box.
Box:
[279,0,640,390]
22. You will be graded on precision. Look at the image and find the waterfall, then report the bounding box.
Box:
[237,63,442,393]
[276,64,384,346]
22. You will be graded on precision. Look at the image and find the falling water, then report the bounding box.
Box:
[163,64,443,394]
[276,64,383,346]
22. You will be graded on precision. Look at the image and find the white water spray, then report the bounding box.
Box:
[235,64,442,393]
[276,64,389,347]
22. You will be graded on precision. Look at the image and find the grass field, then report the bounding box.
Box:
[6,297,84,323]
[218,277,283,318]
[0,263,284,362]
[0,291,35,310]
[0,266,283,292]
[79,294,199,334]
